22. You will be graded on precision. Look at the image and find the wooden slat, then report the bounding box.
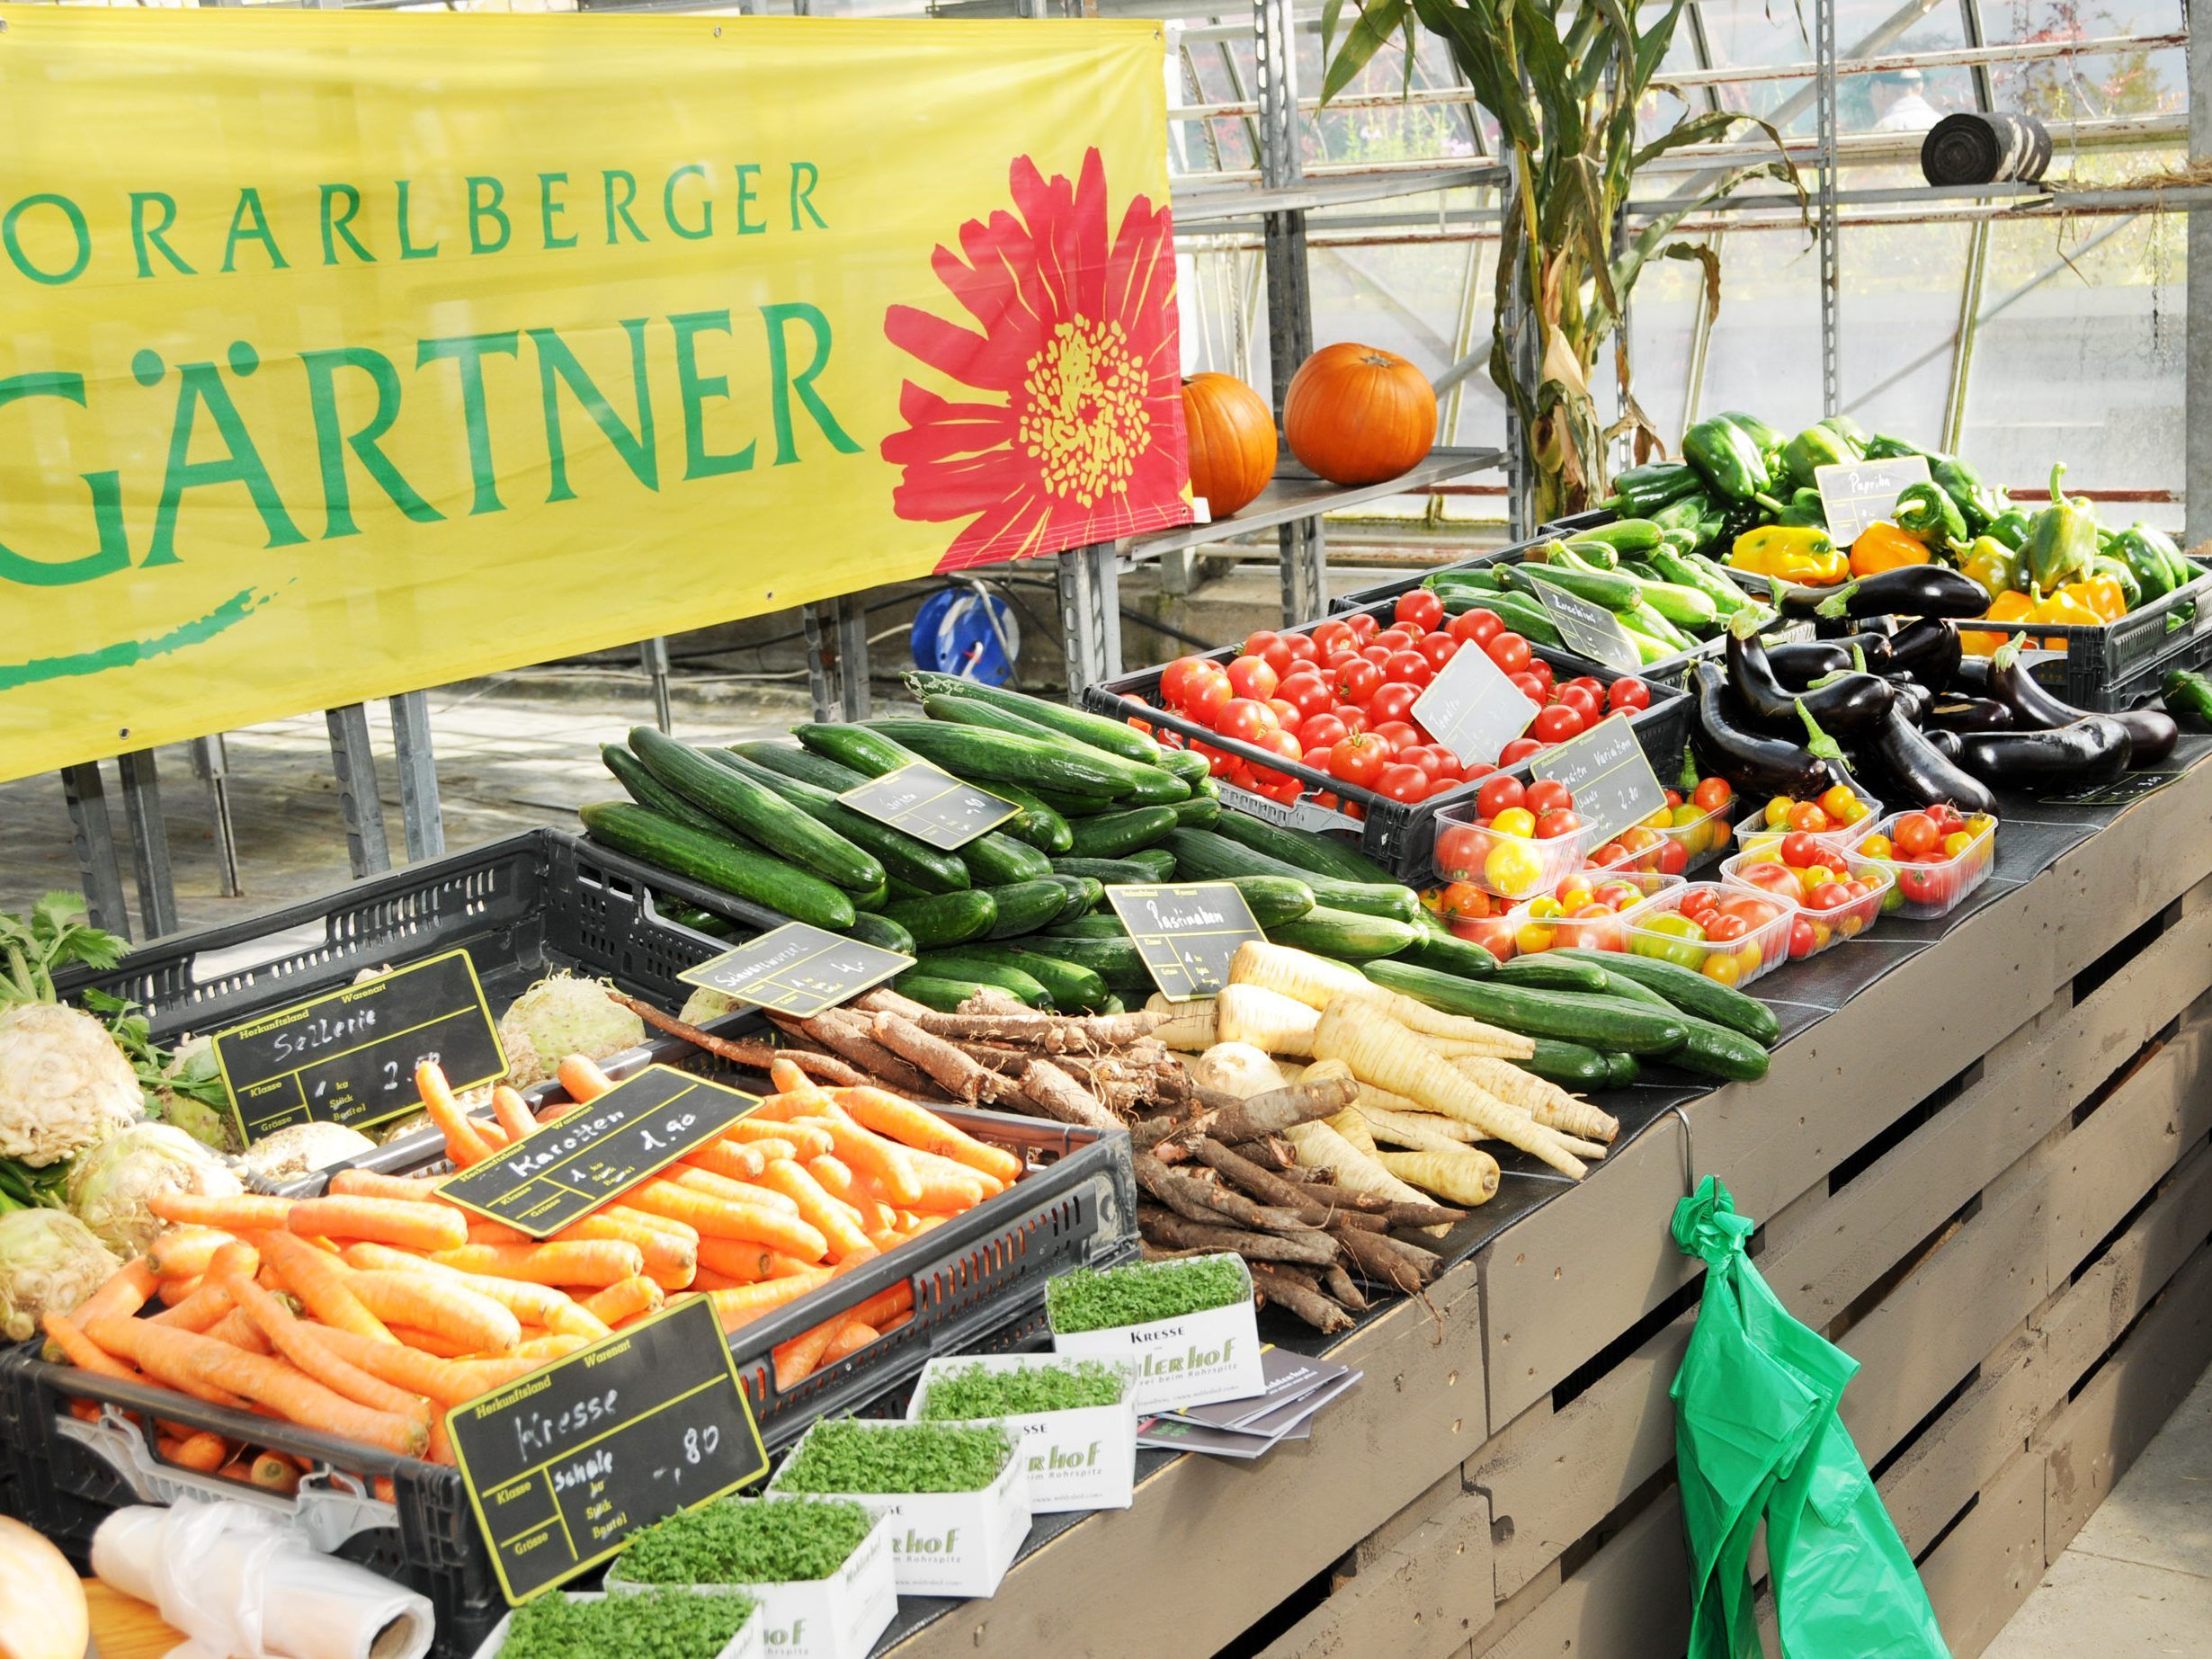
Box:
[1915,1443,2046,1658]
[1258,1473,1495,1659]
[1481,1490,1687,1659]
[2042,1019,2212,1284]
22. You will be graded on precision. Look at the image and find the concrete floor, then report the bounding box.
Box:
[1985,1363,2212,1655]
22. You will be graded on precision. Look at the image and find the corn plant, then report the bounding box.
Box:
[1323,0,1803,521]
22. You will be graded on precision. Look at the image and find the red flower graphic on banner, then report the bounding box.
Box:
[882,148,1191,572]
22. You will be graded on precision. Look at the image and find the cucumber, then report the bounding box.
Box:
[1170,794,1221,829]
[914,951,1052,1008]
[1024,932,1154,993]
[631,727,885,895]
[1400,930,1500,978]
[892,972,995,1013]
[1043,914,1129,940]
[1208,813,1399,886]
[1051,856,1166,886]
[865,721,1166,802]
[1098,995,1128,1015]
[661,904,738,940]
[1035,788,1110,818]
[1603,1052,1641,1089]
[1164,829,1420,923]
[1576,969,1675,1012]
[852,873,890,913]
[1666,1016,1770,1082]
[960,831,1054,887]
[1212,874,1315,928]
[1068,806,1181,859]
[1156,747,1213,786]
[918,691,1070,746]
[727,742,870,793]
[577,802,853,931]
[973,780,1074,853]
[842,911,917,956]
[793,722,923,779]
[881,889,998,949]
[709,750,971,895]
[937,943,1109,1013]
[982,879,1069,939]
[1264,905,1417,961]
[1551,948,1779,1046]
[1519,1038,1611,1089]
[1124,848,1177,881]
[1361,959,1688,1054]
[602,745,726,835]
[903,672,1175,768]
[1493,954,1611,995]
[1043,875,1103,921]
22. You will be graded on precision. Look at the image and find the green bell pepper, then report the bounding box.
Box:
[1601,461,1702,516]
[1699,497,1770,557]
[2113,521,2190,592]
[1925,452,1999,536]
[1893,481,1967,549]
[1780,424,1862,493]
[1960,535,2027,600]
[1683,417,1784,510]
[2163,668,2212,724]
[1983,508,2032,550]
[1716,409,1785,463]
[2107,524,2180,603]
[1651,489,1715,533]
[1816,415,1869,446]
[2025,462,2101,591]
[1860,433,1924,461]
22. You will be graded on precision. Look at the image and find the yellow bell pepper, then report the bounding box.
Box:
[1847,521,1931,578]
[1729,524,1848,585]
[2056,575,2127,623]
[2029,585,2105,628]
[1961,590,2036,656]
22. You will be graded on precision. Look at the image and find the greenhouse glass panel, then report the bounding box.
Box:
[1836,221,1976,441]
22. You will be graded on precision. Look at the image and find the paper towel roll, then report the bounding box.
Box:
[93,1503,433,1659]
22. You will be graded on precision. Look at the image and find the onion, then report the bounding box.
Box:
[0,1516,88,1659]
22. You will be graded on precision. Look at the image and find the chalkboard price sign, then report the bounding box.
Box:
[1411,638,1541,771]
[1529,713,1667,844]
[840,762,1019,850]
[1533,585,1643,673]
[2039,768,2184,807]
[1106,882,1264,1002]
[449,1296,769,1604]
[677,922,913,1020]
[1814,456,1932,549]
[437,1065,757,1238]
[210,949,505,1146]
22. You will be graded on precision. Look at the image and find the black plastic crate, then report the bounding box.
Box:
[1081,593,1691,880]
[2015,557,2212,712]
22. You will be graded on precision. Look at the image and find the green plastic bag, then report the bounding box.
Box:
[1672,1177,1950,1658]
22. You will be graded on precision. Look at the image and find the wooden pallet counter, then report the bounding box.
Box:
[879,745,2212,1659]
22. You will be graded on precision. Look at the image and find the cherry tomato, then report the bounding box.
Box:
[1449,609,1504,646]
[1370,720,1422,755]
[1692,776,1734,813]
[1311,620,1354,656]
[1333,658,1383,706]
[1556,684,1601,723]
[1485,632,1533,674]
[1299,713,1348,752]
[1217,697,1279,745]
[1806,882,1854,913]
[1779,831,1821,869]
[1788,917,1820,959]
[1346,612,1378,644]
[1607,677,1652,713]
[1530,705,1584,744]
[1328,734,1388,789]
[1498,736,1545,766]
[1417,633,1458,671]
[1893,812,1940,857]
[1278,672,1333,721]
[1376,763,1430,803]
[1266,698,1302,736]
[1534,808,1583,841]
[1787,802,1833,834]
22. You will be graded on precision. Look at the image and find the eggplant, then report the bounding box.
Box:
[1883,675,1935,727]
[1724,615,1895,736]
[1926,697,2015,733]
[1885,618,1963,691]
[1812,566,1992,621]
[1985,641,2180,763]
[1861,705,1999,817]
[1768,632,1895,690]
[1949,717,2134,792]
[1689,660,1841,798]
[1949,656,1993,696]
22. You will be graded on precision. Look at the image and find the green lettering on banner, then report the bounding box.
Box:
[129,193,194,279]
[789,162,825,230]
[416,331,521,517]
[222,188,289,273]
[664,165,711,240]
[539,173,577,251]
[397,179,442,261]
[602,171,647,245]
[147,350,308,566]
[530,320,658,502]
[319,184,377,266]
[4,193,92,286]
[0,374,129,588]
[763,303,860,466]
[734,164,764,236]
[669,310,755,481]
[302,347,444,539]
[468,177,511,254]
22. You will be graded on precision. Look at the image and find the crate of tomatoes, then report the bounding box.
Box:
[1081,591,1690,880]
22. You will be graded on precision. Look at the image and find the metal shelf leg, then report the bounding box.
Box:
[326,704,392,879]
[60,763,131,939]
[388,691,445,862]
[118,749,179,941]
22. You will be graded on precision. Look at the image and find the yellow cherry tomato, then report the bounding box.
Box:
[1526,895,1564,920]
[1492,807,1537,838]
[1516,921,1557,954]
[1967,814,1996,836]
[1702,951,1742,987]
[1737,941,1763,976]
[1816,784,1858,822]
[1764,796,1795,827]
[1941,831,1974,858]
[1860,833,1894,860]
[1840,912,1867,938]
[1808,920,1833,950]
[1485,842,1546,895]
[1797,864,1835,891]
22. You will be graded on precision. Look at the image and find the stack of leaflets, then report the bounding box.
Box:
[1135,1348,1360,1459]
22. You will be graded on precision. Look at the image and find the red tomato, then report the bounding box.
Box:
[1369,683,1422,727]
[1346,611,1378,643]
[1556,684,1601,723]
[1278,672,1333,721]
[1679,888,1720,922]
[1692,776,1734,813]
[1779,832,1821,869]
[1705,914,1750,943]
[1607,677,1652,713]
[1159,656,1215,709]
[1333,658,1383,706]
[1739,861,1803,898]
[1498,736,1545,765]
[1261,726,1305,770]
[1591,840,1628,868]
[1252,774,1302,805]
[1524,780,1574,816]
[1185,666,1233,725]
[1509,672,1548,704]
[1401,746,1449,780]
[1398,621,1428,643]
[1475,774,1526,818]
[1893,812,1940,856]
[1360,643,1395,666]
[1261,640,1297,678]
[1217,698,1279,745]
[1329,733,1389,789]
[1284,633,1320,664]
[1224,656,1278,702]
[1310,620,1354,656]
[1299,713,1349,752]
[1437,880,1491,921]
[1266,699,1302,735]
[1530,705,1584,744]
[1458,915,1518,962]
[1376,763,1430,803]
[1458,759,1492,781]
[1416,633,1458,671]
[1302,744,1334,771]
[1812,846,1849,874]
[1805,882,1854,913]
[1450,609,1504,646]
[1382,650,1434,689]
[1332,704,1368,736]
[1370,720,1422,755]
[1395,590,1446,631]
[1433,824,1485,879]
[1242,630,1280,660]
[1525,658,1554,693]
[1485,632,1532,674]
[1656,838,1689,875]
[1374,628,1414,654]
[1789,917,1820,959]
[1565,676,1606,700]
[1534,808,1583,840]
[1191,739,1237,779]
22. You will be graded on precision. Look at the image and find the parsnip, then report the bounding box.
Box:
[1283,1119,1447,1235]
[1327,1107,1378,1157]
[1189,1042,1289,1101]
[1451,1056,1619,1143]
[1212,983,1321,1058]
[1231,941,1532,1058]
[1144,994,1217,1053]
[1375,1148,1500,1208]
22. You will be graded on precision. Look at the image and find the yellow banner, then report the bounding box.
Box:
[0,9,1189,780]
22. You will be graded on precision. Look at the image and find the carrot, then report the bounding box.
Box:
[149,1279,235,1332]
[685,1140,768,1183]
[557,1055,618,1102]
[385,1325,477,1359]
[472,1117,512,1150]
[843,1281,914,1331]
[689,1267,747,1292]
[806,1111,923,1207]
[428,1241,644,1289]
[727,1117,834,1160]
[40,1312,138,1380]
[767,1057,820,1099]
[75,1258,161,1325]
[836,1087,1022,1184]
[627,1182,828,1260]
[579,1275,664,1327]
[288,1197,470,1253]
[491,1084,540,1142]
[602,1204,697,1242]
[805,1156,858,1203]
[151,1193,297,1232]
[565,1215,696,1289]
[339,1243,610,1341]
[251,1452,302,1494]
[893,1151,994,1212]
[772,1317,843,1390]
[314,1328,512,1408]
[693,1239,776,1282]
[417,1062,495,1167]
[824,1321,879,1363]
[756,1161,875,1260]
[331,1170,456,1204]
[204,1308,272,1354]
[147,1226,239,1281]
[878,1311,912,1334]
[160,1432,227,1473]
[665,1164,803,1215]
[510,1334,592,1360]
[155,1275,204,1307]
[705,1270,834,1333]
[348,1271,522,1354]
[253,1230,395,1342]
[221,1268,431,1423]
[467,1220,532,1245]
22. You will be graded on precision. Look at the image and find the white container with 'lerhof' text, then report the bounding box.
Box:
[763,1420,1031,1599]
[604,1507,897,1659]
[472,1593,763,1659]
[1047,1253,1265,1413]
[903,1354,1139,1513]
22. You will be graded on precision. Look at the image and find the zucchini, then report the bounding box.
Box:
[936,943,1109,1013]
[1164,829,1420,923]
[577,802,853,930]
[1551,949,1779,1046]
[982,879,1069,940]
[865,720,1160,801]
[1400,930,1500,978]
[727,742,870,793]
[1493,954,1611,995]
[1263,905,1417,961]
[794,723,921,780]
[709,750,970,894]
[1043,874,1103,921]
[1665,1016,1770,1082]
[1361,959,1688,1054]
[1051,855,1167,886]
[842,911,917,956]
[904,672,1176,768]
[1067,806,1180,859]
[892,972,995,1013]
[1098,995,1128,1015]
[881,889,998,949]
[1024,932,1154,993]
[602,745,725,835]
[1170,793,1221,829]
[1519,1038,1610,1090]
[914,950,1052,1008]
[961,830,1053,887]
[1209,812,1399,886]
[1043,914,1129,940]
[630,727,884,895]
[973,780,1074,853]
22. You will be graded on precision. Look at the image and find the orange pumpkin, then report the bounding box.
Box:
[1283,343,1438,486]
[1181,372,1278,518]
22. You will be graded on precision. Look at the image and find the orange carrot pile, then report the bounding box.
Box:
[41,1049,1021,1459]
